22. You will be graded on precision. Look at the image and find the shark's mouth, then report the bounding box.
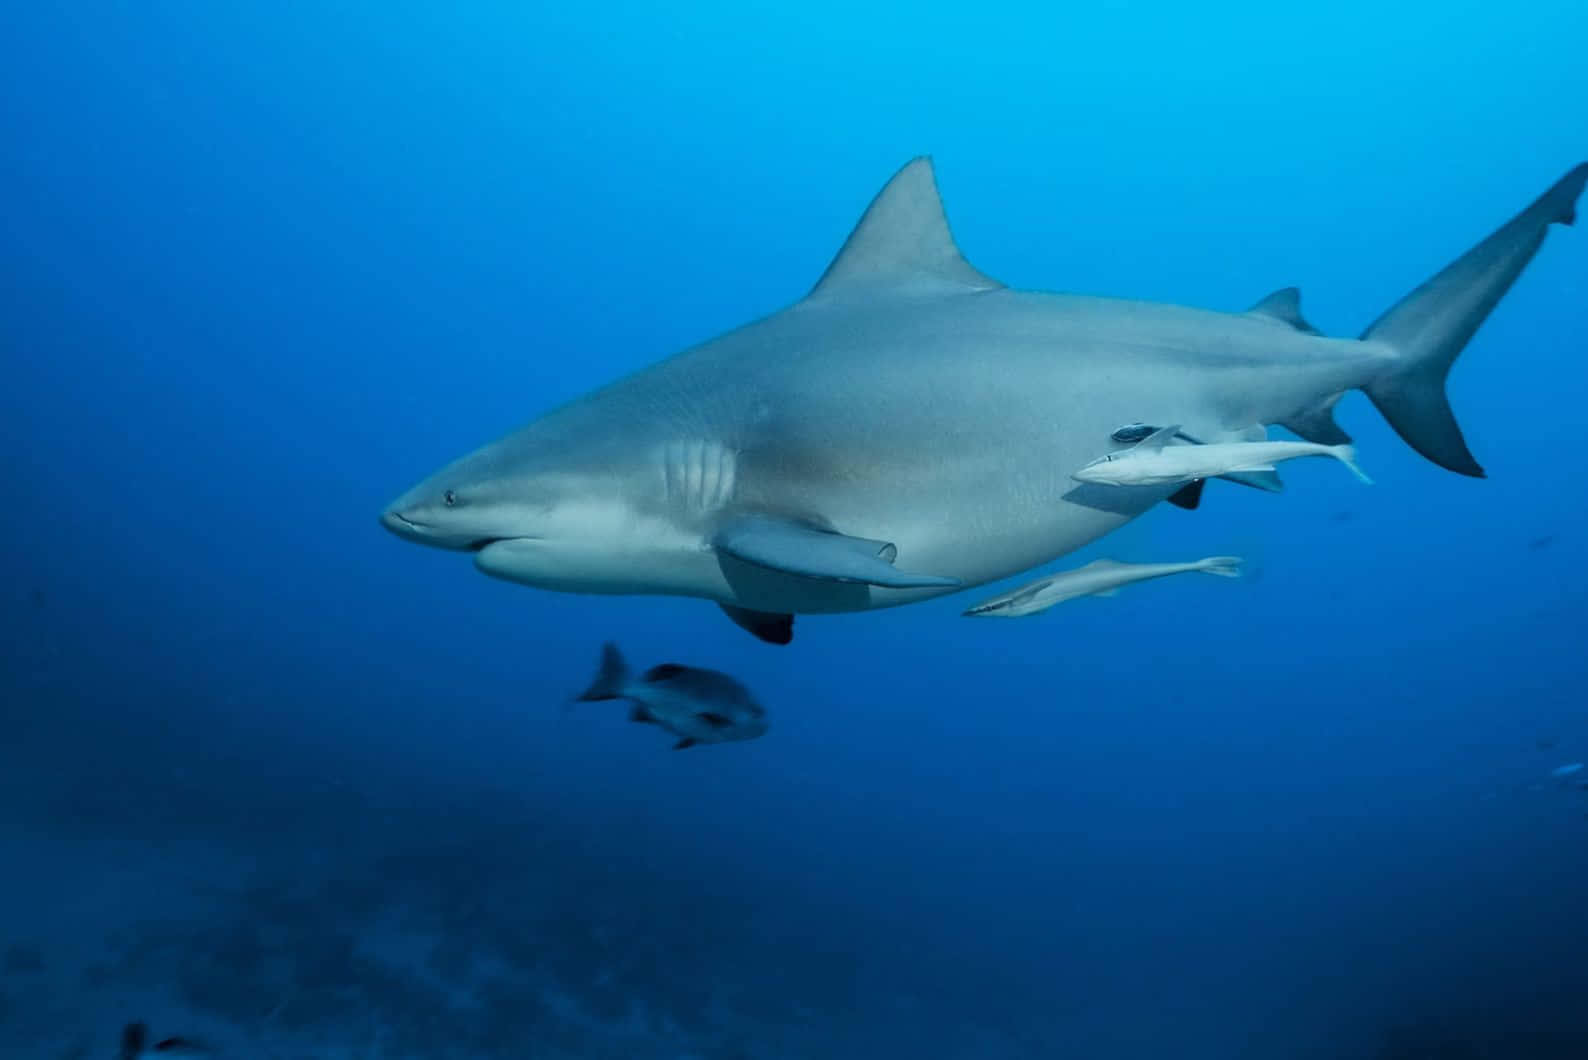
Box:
[468,536,540,552]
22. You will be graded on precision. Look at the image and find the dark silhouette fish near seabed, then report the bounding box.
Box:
[382,157,1587,644]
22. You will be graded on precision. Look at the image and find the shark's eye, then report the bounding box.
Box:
[443,490,457,507]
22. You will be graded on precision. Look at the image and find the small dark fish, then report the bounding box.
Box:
[1528,533,1558,551]
[1331,510,1356,523]
[120,1024,147,1060]
[1537,737,1557,750]
[575,642,768,749]
[119,1023,210,1057]
[30,587,44,610]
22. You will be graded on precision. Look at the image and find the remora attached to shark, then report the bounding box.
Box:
[382,157,1587,644]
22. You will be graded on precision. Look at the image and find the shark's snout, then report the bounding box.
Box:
[380,507,423,541]
[380,500,517,552]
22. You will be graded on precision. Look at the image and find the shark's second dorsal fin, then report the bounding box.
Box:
[807,157,1003,300]
[1245,287,1321,335]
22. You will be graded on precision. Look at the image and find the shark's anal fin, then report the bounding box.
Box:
[1282,392,1352,446]
[714,516,960,589]
[718,604,795,645]
[1167,480,1205,510]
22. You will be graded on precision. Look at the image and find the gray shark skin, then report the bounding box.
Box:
[383,157,1586,643]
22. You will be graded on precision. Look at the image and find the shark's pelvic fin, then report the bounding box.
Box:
[1361,162,1587,477]
[807,157,1004,300]
[717,604,794,645]
[714,515,960,589]
[1245,287,1321,334]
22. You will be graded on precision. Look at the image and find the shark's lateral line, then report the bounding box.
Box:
[382,157,1587,644]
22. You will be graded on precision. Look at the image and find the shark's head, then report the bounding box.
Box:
[381,434,710,596]
[380,444,547,553]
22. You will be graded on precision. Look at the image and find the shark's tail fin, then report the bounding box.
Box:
[575,642,630,701]
[1360,163,1587,477]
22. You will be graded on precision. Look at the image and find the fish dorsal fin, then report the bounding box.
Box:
[1245,287,1321,334]
[808,157,1003,300]
[1212,424,1268,444]
[1133,425,1182,453]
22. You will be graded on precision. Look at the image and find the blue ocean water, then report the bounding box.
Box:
[3,4,1586,1057]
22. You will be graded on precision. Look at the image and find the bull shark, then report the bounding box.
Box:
[382,157,1586,645]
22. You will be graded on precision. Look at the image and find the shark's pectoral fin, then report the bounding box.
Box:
[718,604,794,645]
[714,516,960,589]
[1167,480,1205,510]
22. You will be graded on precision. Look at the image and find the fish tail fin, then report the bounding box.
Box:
[575,641,630,701]
[1360,163,1586,478]
[1330,445,1374,484]
[1195,556,1243,579]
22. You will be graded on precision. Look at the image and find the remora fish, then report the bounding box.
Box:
[1072,425,1373,487]
[575,642,768,750]
[1109,423,1283,510]
[963,556,1241,617]
[381,158,1587,644]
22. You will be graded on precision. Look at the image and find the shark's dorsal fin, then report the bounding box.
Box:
[808,157,1003,300]
[1245,287,1321,334]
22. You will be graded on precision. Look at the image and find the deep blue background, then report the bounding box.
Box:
[3,4,1586,1057]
